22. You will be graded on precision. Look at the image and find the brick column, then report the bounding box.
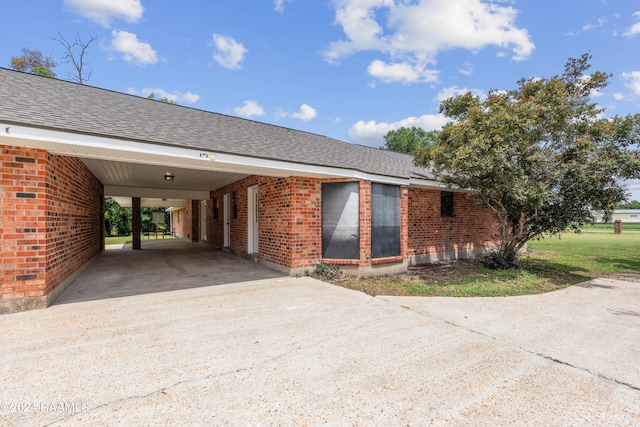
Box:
[359,180,372,267]
[100,192,105,252]
[614,220,622,235]
[191,199,199,242]
[132,197,141,249]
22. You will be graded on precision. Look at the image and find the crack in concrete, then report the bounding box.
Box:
[390,301,640,393]
[435,316,640,393]
[44,346,304,425]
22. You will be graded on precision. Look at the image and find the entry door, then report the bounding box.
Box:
[248,185,259,254]
[223,193,230,247]
[200,200,207,241]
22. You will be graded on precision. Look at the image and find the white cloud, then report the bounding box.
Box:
[324,0,534,84]
[110,30,157,66]
[613,92,625,101]
[286,104,318,121]
[63,0,143,27]
[367,59,439,84]
[622,71,640,96]
[211,34,247,70]
[459,62,474,76]
[435,86,485,103]
[128,87,200,104]
[582,16,607,32]
[623,11,640,37]
[348,113,449,147]
[234,100,265,118]
[274,0,293,13]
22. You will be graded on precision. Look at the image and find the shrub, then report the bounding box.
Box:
[479,251,519,270]
[312,263,343,280]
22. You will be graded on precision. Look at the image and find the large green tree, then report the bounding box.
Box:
[382,127,438,154]
[104,197,131,236]
[414,54,640,268]
[9,48,56,78]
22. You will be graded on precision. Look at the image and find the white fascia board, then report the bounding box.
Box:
[1,124,215,167]
[409,177,478,194]
[408,177,449,189]
[105,186,210,200]
[213,152,409,185]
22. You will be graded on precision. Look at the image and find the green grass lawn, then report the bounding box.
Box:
[326,232,640,297]
[105,235,133,244]
[105,233,175,245]
[527,232,640,274]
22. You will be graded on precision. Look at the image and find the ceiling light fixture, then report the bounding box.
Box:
[164,172,175,182]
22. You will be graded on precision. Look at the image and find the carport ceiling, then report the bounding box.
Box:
[82,158,249,194]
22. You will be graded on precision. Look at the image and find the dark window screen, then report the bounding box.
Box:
[371,183,400,258]
[441,191,454,217]
[322,182,359,259]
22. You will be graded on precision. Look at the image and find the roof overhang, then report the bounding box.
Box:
[0,123,446,191]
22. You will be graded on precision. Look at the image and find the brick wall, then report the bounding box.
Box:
[289,177,322,269]
[211,176,310,270]
[407,188,498,263]
[210,176,410,274]
[45,153,103,293]
[174,201,194,240]
[0,146,48,308]
[209,176,499,275]
[171,207,186,238]
[1,146,103,313]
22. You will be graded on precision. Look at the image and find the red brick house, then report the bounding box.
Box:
[0,68,497,313]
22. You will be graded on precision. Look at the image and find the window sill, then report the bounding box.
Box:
[321,258,360,265]
[371,255,404,265]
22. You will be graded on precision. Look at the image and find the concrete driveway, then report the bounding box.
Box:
[0,274,638,425]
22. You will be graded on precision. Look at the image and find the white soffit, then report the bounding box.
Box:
[83,158,248,193]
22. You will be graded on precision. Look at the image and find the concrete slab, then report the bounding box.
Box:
[0,277,638,425]
[381,277,640,392]
[56,238,284,304]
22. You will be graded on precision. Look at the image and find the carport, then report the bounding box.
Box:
[55,239,284,304]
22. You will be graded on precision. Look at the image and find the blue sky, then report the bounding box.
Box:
[2,0,639,200]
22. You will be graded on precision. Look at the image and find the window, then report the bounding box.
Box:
[371,183,400,258]
[441,191,454,217]
[213,197,219,219]
[322,182,359,259]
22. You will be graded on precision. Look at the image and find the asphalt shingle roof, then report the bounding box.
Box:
[0,68,435,181]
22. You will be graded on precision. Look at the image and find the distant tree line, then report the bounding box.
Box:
[617,200,640,209]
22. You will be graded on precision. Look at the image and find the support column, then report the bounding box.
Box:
[614,220,622,235]
[191,199,199,242]
[100,192,105,252]
[132,197,141,249]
